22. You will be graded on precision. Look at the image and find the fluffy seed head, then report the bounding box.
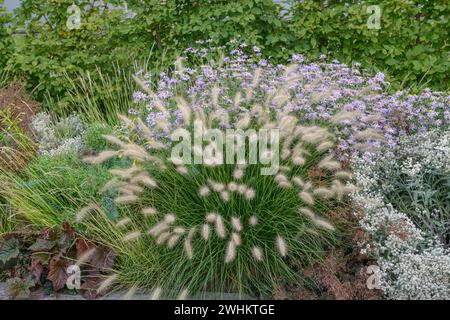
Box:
[252,246,263,261]
[148,222,169,237]
[224,240,237,263]
[142,207,157,217]
[97,274,118,294]
[299,191,314,205]
[167,234,182,248]
[232,232,241,246]
[233,169,244,180]
[199,185,210,197]
[150,287,162,300]
[156,231,171,245]
[220,191,230,202]
[76,203,100,222]
[116,218,132,228]
[237,184,247,194]
[123,286,137,300]
[313,217,335,231]
[183,227,196,259]
[115,195,139,204]
[249,215,258,227]
[244,188,256,200]
[215,214,226,239]
[291,177,304,187]
[176,166,188,175]
[206,212,217,222]
[164,213,176,223]
[177,288,189,300]
[231,216,243,232]
[227,182,238,192]
[313,187,335,199]
[201,223,210,240]
[276,235,288,257]
[123,231,142,242]
[299,207,315,220]
[83,150,119,164]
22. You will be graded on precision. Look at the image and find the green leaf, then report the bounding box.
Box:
[0,238,20,264]
[28,239,57,252]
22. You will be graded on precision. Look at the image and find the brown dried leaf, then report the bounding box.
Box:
[47,254,69,291]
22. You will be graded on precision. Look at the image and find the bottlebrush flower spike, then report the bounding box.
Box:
[224,240,237,263]
[249,215,258,227]
[142,207,157,217]
[201,224,210,240]
[215,214,226,239]
[115,218,132,228]
[252,246,263,262]
[76,202,101,222]
[199,185,210,197]
[299,191,314,205]
[97,274,118,294]
[231,216,243,232]
[232,232,241,246]
[123,231,142,242]
[83,150,119,164]
[156,231,171,245]
[150,287,162,300]
[276,235,288,257]
[184,227,196,259]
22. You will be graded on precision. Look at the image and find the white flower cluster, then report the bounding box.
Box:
[31,112,85,156]
[352,130,450,300]
[378,240,450,300]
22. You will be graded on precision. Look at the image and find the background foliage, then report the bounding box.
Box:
[2,0,449,107]
[0,0,13,70]
[288,0,449,90]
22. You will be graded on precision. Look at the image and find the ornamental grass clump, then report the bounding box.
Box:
[77,60,377,298]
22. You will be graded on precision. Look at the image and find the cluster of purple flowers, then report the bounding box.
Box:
[131,42,449,159]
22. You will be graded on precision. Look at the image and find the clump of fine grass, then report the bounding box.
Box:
[78,64,374,298]
[0,110,36,172]
[0,202,16,236]
[45,63,155,126]
[0,153,130,228]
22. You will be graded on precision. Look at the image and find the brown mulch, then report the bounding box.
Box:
[275,203,384,300]
[0,83,39,171]
[0,83,40,133]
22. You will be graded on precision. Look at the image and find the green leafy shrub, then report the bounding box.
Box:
[126,0,287,57]
[6,0,448,111]
[288,0,449,90]
[84,123,114,152]
[0,0,13,70]
[9,0,143,100]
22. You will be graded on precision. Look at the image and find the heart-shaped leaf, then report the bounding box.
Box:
[0,238,20,264]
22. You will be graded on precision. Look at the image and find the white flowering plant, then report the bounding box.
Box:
[31,112,85,156]
[353,130,450,299]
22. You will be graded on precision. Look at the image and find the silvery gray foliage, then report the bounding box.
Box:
[31,112,85,156]
[353,130,450,300]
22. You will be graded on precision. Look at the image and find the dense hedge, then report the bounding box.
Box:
[288,0,449,90]
[0,0,12,70]
[2,0,449,101]
[6,0,144,99]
